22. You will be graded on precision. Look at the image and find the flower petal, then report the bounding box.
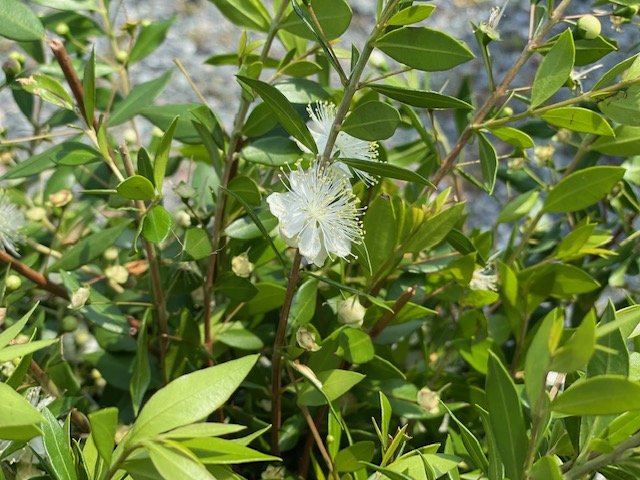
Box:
[299,222,322,265]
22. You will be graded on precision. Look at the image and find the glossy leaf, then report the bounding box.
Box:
[543,166,625,213]
[0,0,44,41]
[375,27,474,72]
[179,436,280,463]
[531,29,574,108]
[88,408,117,465]
[227,175,261,206]
[41,408,78,480]
[129,17,176,64]
[214,273,258,302]
[143,206,172,244]
[552,376,640,415]
[342,101,400,140]
[489,126,534,149]
[486,352,527,480]
[131,313,150,416]
[477,131,498,194]
[0,382,44,440]
[550,310,596,373]
[147,441,215,479]
[337,328,375,364]
[370,84,473,110]
[591,125,640,156]
[153,116,179,192]
[239,283,286,316]
[334,441,375,472]
[108,70,173,126]
[117,175,155,201]
[540,107,614,136]
[240,137,300,166]
[18,74,74,110]
[236,76,317,153]
[128,355,258,441]
[50,221,132,271]
[297,369,365,406]
[209,0,271,32]
[598,85,640,127]
[592,53,639,90]
[388,5,436,25]
[530,456,563,480]
[0,339,58,364]
[184,228,212,260]
[281,0,352,41]
[0,304,39,349]
[83,47,96,123]
[288,278,318,331]
[497,191,539,223]
[364,195,398,276]
[340,158,434,187]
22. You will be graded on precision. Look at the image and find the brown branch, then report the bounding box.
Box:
[0,250,69,300]
[369,286,417,340]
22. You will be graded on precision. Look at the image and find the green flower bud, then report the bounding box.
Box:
[6,275,21,291]
[54,22,70,36]
[337,296,365,327]
[61,315,79,332]
[2,59,21,81]
[575,15,601,40]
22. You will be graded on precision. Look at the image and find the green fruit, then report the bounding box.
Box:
[576,15,601,40]
[5,275,21,291]
[61,315,79,332]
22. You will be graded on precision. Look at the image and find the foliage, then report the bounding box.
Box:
[0,0,640,479]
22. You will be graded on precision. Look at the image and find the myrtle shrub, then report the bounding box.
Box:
[0,0,640,479]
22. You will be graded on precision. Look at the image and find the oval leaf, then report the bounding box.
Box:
[489,127,535,149]
[591,125,640,156]
[0,382,44,440]
[388,5,436,26]
[342,101,400,140]
[281,0,352,41]
[543,166,625,213]
[117,175,156,200]
[143,205,172,244]
[477,132,498,194]
[370,84,473,110]
[340,158,434,187]
[184,227,212,260]
[552,376,640,415]
[374,27,474,72]
[540,107,614,136]
[598,85,640,127]
[531,29,574,108]
[0,0,44,41]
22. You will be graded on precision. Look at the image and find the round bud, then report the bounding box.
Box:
[417,387,441,414]
[70,286,90,310]
[6,275,21,291]
[337,296,366,327]
[61,315,79,332]
[26,206,47,222]
[173,210,191,228]
[8,51,25,64]
[49,189,73,207]
[103,246,119,261]
[54,22,70,36]
[296,327,321,352]
[498,106,513,118]
[575,15,601,40]
[2,59,21,80]
[231,252,254,278]
[115,50,128,64]
[105,265,129,285]
[75,329,90,346]
[123,128,137,144]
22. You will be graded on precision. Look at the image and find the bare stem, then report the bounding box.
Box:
[0,250,68,300]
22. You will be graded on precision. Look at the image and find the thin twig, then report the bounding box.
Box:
[0,251,68,300]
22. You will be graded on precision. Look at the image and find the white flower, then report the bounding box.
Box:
[267,161,363,267]
[0,191,25,256]
[304,102,379,186]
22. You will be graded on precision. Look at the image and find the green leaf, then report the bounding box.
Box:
[443,405,489,475]
[131,313,150,416]
[162,423,246,439]
[598,85,640,127]
[477,406,503,480]
[154,115,179,192]
[551,376,640,415]
[0,303,38,349]
[208,0,271,32]
[388,4,436,25]
[281,0,352,41]
[342,101,400,140]
[520,263,600,297]
[489,126,535,149]
[83,47,96,123]
[117,175,156,200]
[543,166,625,213]
[236,76,317,153]
[227,175,261,206]
[275,78,329,104]
[0,382,44,440]
[128,355,258,441]
[530,456,563,480]
[403,203,465,255]
[591,125,640,156]
[334,441,375,472]
[288,278,318,331]
[224,208,278,240]
[364,196,398,276]
[297,369,365,406]
[540,107,614,136]
[184,228,212,260]
[337,328,375,364]
[497,191,539,224]
[370,84,473,110]
[486,352,527,480]
[0,339,58,364]
[550,310,596,372]
[239,283,285,316]
[214,273,258,302]
[340,158,434,187]
[141,103,202,145]
[50,221,132,271]
[0,0,44,41]
[108,70,173,126]
[588,302,629,377]
[88,408,117,465]
[18,74,74,110]
[281,59,322,78]
[41,408,78,480]
[375,27,474,72]
[240,137,300,166]
[477,131,498,194]
[129,17,176,64]
[143,206,172,244]
[305,272,392,312]
[147,441,215,479]
[179,437,280,464]
[531,29,574,108]
[30,0,96,11]
[592,54,640,90]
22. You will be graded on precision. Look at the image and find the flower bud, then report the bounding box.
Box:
[61,315,79,332]
[174,210,191,228]
[575,15,601,40]
[70,286,90,310]
[337,296,365,327]
[103,246,119,261]
[231,252,254,278]
[6,274,22,291]
[105,265,129,285]
[0,307,6,325]
[2,58,21,81]
[49,189,73,207]
[26,206,47,222]
[296,327,321,352]
[8,51,25,64]
[54,22,70,36]
[417,387,440,414]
